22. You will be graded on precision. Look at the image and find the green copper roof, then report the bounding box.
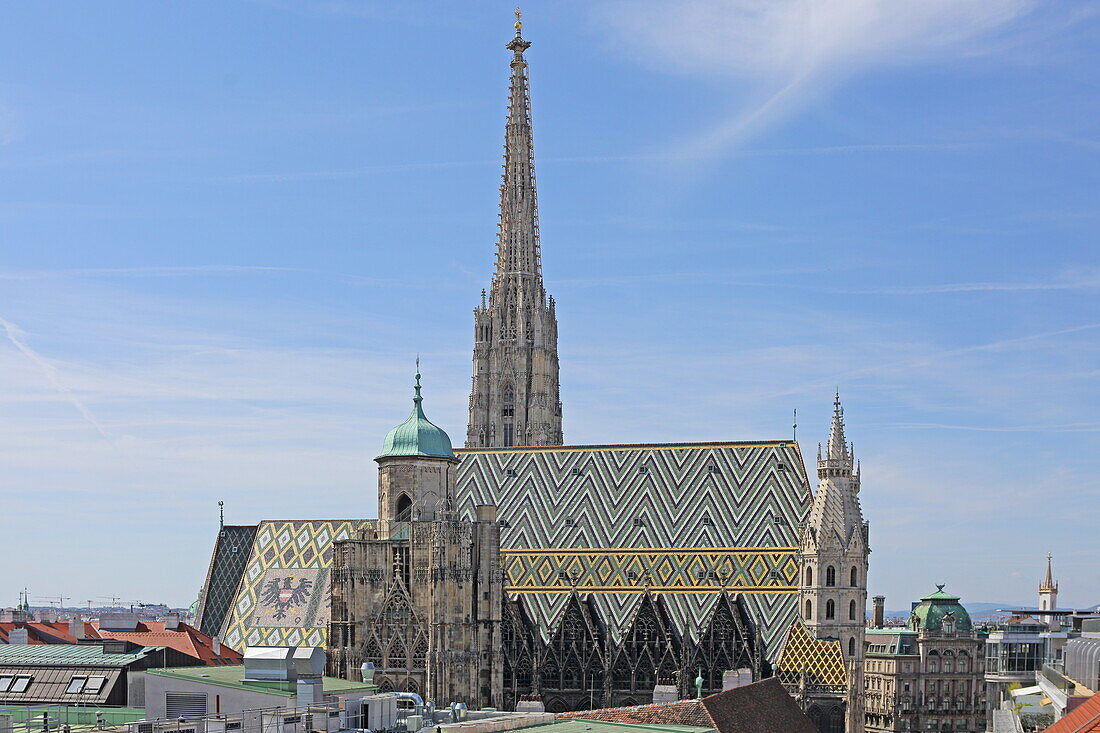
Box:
[377,371,456,460]
[908,584,973,632]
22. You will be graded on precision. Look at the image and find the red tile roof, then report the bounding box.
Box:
[558,699,712,728]
[0,622,101,645]
[558,678,816,733]
[92,621,242,666]
[0,620,240,667]
[1046,692,1100,733]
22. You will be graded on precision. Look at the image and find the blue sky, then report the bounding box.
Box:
[2,1,1098,610]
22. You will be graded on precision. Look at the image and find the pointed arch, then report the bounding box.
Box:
[395,493,413,522]
[610,592,680,695]
[502,599,537,707]
[849,599,857,621]
[688,592,759,696]
[826,566,836,587]
[850,566,858,587]
[825,599,835,619]
[805,599,813,620]
[543,593,604,694]
[805,566,813,586]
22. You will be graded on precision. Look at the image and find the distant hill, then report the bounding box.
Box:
[871,601,1099,622]
[873,602,1026,620]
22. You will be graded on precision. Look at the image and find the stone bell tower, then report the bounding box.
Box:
[797,393,869,733]
[466,10,563,449]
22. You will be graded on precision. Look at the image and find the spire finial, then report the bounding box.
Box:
[218,500,224,532]
[414,357,423,403]
[1041,552,1056,592]
[506,7,531,55]
[792,408,797,442]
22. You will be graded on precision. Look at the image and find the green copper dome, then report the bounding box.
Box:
[377,371,456,460]
[908,585,972,632]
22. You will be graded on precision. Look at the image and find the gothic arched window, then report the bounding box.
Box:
[805,599,812,620]
[502,385,515,447]
[825,600,835,619]
[805,567,813,586]
[849,600,857,620]
[826,566,836,587]
[850,566,858,586]
[395,494,413,522]
[848,637,855,657]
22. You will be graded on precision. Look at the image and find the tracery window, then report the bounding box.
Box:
[851,566,858,586]
[826,600,835,619]
[850,599,857,620]
[805,599,813,620]
[395,493,413,522]
[826,566,836,587]
[502,385,515,446]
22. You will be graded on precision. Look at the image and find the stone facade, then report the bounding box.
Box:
[466,17,563,449]
[781,394,869,733]
[328,515,503,707]
[328,382,504,707]
[377,457,452,522]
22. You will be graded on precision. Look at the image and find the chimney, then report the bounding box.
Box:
[475,505,498,522]
[722,669,753,691]
[872,595,885,629]
[9,628,29,645]
[212,635,221,655]
[164,613,181,631]
[69,617,84,640]
[515,695,545,714]
[652,676,678,703]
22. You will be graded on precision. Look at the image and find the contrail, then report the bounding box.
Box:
[0,315,110,439]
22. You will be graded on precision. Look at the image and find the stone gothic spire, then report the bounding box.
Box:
[1040,552,1058,593]
[807,392,863,548]
[466,11,563,449]
[493,8,542,287]
[798,392,869,733]
[1038,552,1059,625]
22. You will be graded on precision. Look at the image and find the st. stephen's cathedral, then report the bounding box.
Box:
[195,15,870,733]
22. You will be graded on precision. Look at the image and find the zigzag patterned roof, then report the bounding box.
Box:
[454,440,812,654]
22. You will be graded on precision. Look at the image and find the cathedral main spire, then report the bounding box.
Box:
[495,7,541,286]
[466,11,563,449]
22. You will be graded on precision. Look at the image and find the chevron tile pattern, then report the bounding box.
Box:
[220,519,368,650]
[454,440,812,655]
[775,620,849,693]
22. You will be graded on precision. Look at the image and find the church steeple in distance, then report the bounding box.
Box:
[466,9,563,449]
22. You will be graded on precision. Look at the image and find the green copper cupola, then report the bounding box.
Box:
[378,370,456,460]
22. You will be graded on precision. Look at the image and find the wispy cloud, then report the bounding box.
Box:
[854,267,1100,294]
[595,0,1043,157]
[0,316,110,439]
[0,266,299,281]
[889,421,1100,433]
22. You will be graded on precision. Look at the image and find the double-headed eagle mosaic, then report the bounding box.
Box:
[260,577,313,620]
